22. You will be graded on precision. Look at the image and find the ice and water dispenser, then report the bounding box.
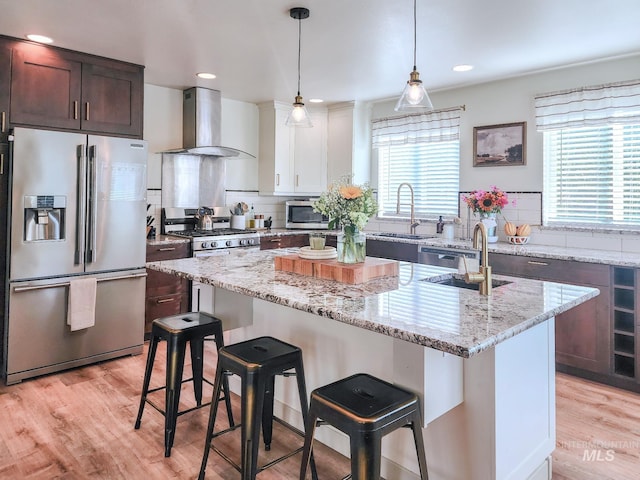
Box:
[23,195,66,241]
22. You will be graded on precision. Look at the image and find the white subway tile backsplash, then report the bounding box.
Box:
[511,193,542,214]
[568,233,622,252]
[225,191,292,228]
[622,237,640,253]
[150,186,640,255]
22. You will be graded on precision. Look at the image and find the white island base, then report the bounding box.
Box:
[209,288,555,480]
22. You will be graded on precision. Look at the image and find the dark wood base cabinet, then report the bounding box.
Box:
[145,242,190,335]
[260,234,309,250]
[491,253,640,393]
[365,238,418,262]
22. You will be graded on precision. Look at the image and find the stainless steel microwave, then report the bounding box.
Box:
[285,200,329,229]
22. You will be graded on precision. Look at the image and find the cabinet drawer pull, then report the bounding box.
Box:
[0,153,4,175]
[296,174,299,187]
[85,102,90,121]
[157,298,176,304]
[527,260,549,266]
[73,101,78,120]
[269,239,282,243]
[1,111,5,132]
[276,173,280,186]
[158,247,177,251]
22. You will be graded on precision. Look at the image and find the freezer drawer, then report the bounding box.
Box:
[5,271,145,384]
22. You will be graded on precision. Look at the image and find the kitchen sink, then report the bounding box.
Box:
[374,232,437,240]
[421,273,511,290]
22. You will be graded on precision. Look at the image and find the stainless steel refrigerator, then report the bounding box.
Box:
[3,127,147,384]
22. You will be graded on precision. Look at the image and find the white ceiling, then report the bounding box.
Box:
[2,0,640,105]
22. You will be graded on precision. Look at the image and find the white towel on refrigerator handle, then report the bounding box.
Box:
[67,277,97,331]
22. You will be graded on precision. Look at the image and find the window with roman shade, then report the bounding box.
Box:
[372,107,462,219]
[536,79,640,228]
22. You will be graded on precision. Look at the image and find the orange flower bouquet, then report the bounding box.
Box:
[313,176,377,263]
[313,176,377,232]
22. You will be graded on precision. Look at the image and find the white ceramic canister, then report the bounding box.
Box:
[230,215,246,229]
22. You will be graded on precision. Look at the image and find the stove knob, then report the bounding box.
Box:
[248,238,256,245]
[226,240,233,247]
[211,241,218,248]
[201,242,209,249]
[240,239,247,246]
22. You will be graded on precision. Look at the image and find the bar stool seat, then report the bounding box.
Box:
[300,373,429,480]
[134,312,234,457]
[198,336,318,480]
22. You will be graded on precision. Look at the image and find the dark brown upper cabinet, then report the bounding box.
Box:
[9,39,143,138]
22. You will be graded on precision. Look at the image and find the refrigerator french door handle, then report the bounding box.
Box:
[12,272,148,293]
[75,145,87,265]
[86,145,98,263]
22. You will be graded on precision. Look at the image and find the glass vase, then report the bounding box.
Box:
[337,226,366,263]
[479,212,498,243]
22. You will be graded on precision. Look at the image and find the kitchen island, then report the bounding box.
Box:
[147,249,598,480]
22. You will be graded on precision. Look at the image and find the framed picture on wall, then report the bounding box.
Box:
[473,122,526,167]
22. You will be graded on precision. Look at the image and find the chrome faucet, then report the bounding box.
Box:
[396,182,421,234]
[464,222,493,295]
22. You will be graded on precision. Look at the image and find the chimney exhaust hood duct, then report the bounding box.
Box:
[161,87,254,157]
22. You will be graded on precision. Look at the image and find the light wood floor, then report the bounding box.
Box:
[1,342,639,479]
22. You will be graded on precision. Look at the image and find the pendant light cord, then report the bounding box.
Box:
[297,15,302,96]
[412,0,417,70]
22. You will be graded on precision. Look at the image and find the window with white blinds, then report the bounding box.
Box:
[543,124,640,227]
[537,79,640,228]
[372,107,461,219]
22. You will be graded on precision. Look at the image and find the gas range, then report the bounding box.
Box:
[162,207,261,255]
[168,228,261,254]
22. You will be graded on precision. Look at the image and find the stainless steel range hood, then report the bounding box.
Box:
[161,87,254,157]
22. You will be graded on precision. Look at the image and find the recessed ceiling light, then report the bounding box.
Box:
[309,98,323,103]
[453,64,474,72]
[196,72,217,79]
[26,34,53,44]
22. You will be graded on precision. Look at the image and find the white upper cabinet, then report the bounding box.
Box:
[327,101,372,186]
[258,101,327,196]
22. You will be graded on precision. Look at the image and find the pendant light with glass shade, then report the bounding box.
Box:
[285,7,313,127]
[395,0,433,111]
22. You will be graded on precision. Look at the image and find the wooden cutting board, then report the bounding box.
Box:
[274,254,398,284]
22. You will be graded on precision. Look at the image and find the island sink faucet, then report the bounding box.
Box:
[396,182,421,234]
[464,222,493,295]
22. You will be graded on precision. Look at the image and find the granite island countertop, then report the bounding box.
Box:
[146,248,598,359]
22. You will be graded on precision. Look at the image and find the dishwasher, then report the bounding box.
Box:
[417,245,479,268]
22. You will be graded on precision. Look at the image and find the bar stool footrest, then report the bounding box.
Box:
[207,416,307,474]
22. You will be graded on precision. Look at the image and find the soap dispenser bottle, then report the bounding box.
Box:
[436,216,445,234]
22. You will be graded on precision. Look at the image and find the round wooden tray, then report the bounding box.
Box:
[298,246,338,260]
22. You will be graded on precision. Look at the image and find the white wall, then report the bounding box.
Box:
[372,54,640,192]
[143,84,182,189]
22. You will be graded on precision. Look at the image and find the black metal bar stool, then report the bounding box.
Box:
[198,336,318,480]
[134,311,235,457]
[299,373,429,480]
